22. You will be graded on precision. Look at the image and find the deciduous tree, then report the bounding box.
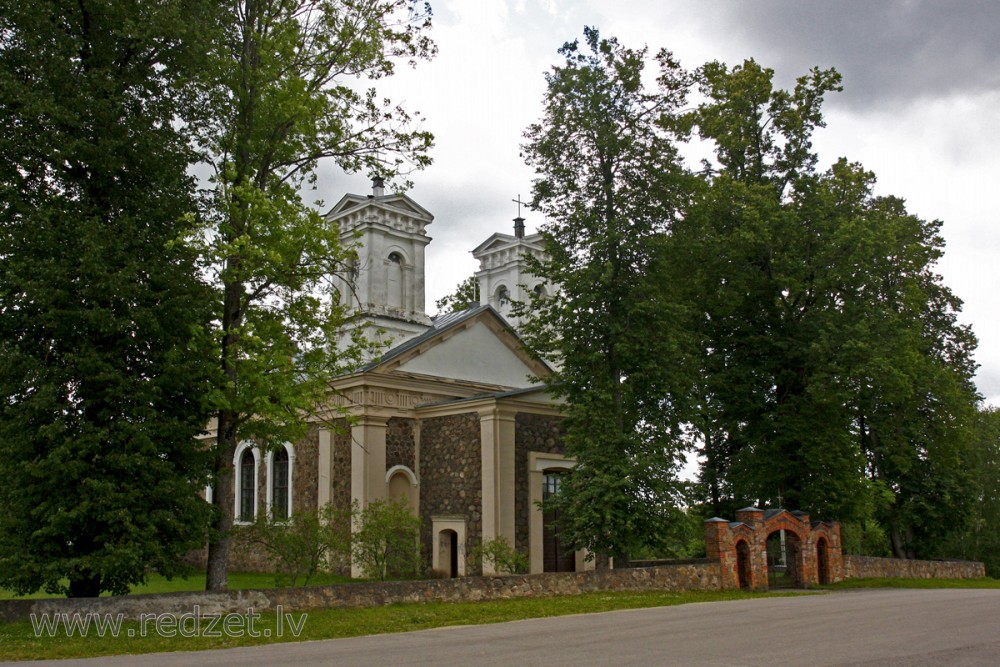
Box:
[0,0,217,596]
[192,0,434,590]
[520,28,697,566]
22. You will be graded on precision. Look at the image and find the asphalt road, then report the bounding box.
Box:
[11,589,1000,666]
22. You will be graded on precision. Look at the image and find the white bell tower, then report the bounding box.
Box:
[325,177,433,349]
[472,213,548,330]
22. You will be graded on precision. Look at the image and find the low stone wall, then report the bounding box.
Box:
[844,555,985,580]
[0,560,721,624]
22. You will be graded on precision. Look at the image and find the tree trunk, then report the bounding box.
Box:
[68,573,102,598]
[206,409,238,591]
[594,552,611,572]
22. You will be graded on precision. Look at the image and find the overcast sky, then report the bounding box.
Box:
[316,0,1000,404]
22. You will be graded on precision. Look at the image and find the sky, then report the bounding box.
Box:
[316,0,1000,404]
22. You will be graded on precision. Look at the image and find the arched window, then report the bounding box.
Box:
[266,443,295,521]
[496,285,510,306]
[533,284,546,298]
[387,251,404,308]
[234,443,259,523]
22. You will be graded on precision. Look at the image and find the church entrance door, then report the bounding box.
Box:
[542,470,575,572]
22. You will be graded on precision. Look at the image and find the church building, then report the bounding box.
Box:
[230,180,586,577]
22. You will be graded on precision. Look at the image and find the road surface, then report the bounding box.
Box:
[10,588,1000,666]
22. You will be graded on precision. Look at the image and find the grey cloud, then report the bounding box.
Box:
[710,0,1000,108]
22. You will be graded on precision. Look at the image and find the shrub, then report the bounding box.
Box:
[351,499,421,580]
[470,537,529,575]
[238,503,351,586]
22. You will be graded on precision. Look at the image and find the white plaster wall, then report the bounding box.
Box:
[396,321,536,387]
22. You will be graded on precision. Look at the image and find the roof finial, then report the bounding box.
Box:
[372,174,385,198]
[512,194,527,239]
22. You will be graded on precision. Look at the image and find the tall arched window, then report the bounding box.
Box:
[237,447,257,522]
[496,285,510,306]
[266,442,295,521]
[387,251,403,308]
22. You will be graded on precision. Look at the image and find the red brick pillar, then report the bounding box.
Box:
[735,507,767,591]
[704,518,737,589]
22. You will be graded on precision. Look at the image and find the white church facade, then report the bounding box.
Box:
[228,180,586,577]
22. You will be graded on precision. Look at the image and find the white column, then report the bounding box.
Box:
[479,407,516,574]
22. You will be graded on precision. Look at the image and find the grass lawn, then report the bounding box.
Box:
[0,589,793,661]
[0,572,355,600]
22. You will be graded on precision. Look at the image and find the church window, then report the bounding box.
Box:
[387,252,404,308]
[236,445,258,523]
[533,284,546,298]
[496,285,510,306]
[266,443,295,521]
[271,449,290,520]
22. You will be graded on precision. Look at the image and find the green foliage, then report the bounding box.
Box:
[189,0,435,589]
[937,407,1000,576]
[435,276,480,312]
[839,521,892,557]
[470,537,529,575]
[673,59,979,553]
[237,504,352,586]
[351,499,421,580]
[519,27,697,565]
[0,0,218,596]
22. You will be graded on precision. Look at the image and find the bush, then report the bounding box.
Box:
[351,498,421,580]
[238,503,351,586]
[470,537,529,575]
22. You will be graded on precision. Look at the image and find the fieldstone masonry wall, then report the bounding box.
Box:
[514,413,564,553]
[385,417,415,472]
[844,555,985,579]
[0,561,721,623]
[418,413,482,572]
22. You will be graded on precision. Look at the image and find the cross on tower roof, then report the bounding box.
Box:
[512,194,528,218]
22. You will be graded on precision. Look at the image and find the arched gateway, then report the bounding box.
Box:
[704,508,844,591]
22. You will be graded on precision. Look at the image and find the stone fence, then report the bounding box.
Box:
[2,555,988,624]
[0,560,721,623]
[844,555,985,580]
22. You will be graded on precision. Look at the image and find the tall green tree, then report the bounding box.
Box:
[520,28,696,566]
[940,406,1000,575]
[193,0,434,590]
[435,275,479,312]
[0,0,217,596]
[677,60,979,547]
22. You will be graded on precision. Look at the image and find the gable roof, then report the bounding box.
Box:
[362,304,552,386]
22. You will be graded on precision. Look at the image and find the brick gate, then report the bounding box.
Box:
[704,507,844,591]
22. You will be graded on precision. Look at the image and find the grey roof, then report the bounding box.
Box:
[416,384,549,409]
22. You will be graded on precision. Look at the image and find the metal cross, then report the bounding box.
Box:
[512,195,528,217]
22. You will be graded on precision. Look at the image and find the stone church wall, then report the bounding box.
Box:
[418,412,482,573]
[386,417,416,471]
[514,413,565,553]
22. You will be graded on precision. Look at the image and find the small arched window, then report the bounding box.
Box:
[388,251,402,265]
[533,284,546,298]
[496,285,510,306]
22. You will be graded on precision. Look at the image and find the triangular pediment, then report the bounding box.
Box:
[367,305,550,388]
[472,232,545,258]
[324,192,434,224]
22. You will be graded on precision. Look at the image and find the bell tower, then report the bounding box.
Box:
[325,178,433,349]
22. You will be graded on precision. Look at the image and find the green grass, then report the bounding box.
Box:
[0,589,792,661]
[819,577,1000,590]
[0,572,355,600]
